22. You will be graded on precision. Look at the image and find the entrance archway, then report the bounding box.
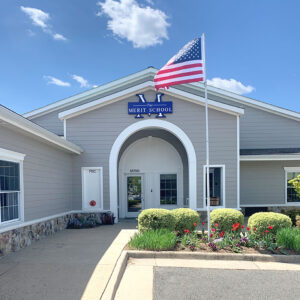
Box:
[109,119,197,222]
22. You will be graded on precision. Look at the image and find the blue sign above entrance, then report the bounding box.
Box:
[128,94,173,118]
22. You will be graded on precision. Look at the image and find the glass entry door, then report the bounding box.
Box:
[126,175,143,217]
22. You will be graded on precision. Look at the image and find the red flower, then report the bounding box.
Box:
[202,222,205,226]
[268,226,273,230]
[184,229,190,234]
[210,233,213,238]
[193,222,197,227]
[253,228,257,231]
[246,227,250,231]
[265,230,269,233]
[220,231,225,238]
[241,225,245,229]
[215,223,219,227]
[212,228,216,232]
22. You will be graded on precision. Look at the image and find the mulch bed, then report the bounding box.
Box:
[174,242,300,255]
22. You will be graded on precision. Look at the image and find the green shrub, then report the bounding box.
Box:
[248,212,292,238]
[276,227,300,251]
[128,229,177,251]
[138,209,175,232]
[172,208,200,234]
[281,209,300,226]
[210,208,244,232]
[297,215,300,228]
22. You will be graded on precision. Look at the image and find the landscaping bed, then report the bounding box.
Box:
[127,208,300,256]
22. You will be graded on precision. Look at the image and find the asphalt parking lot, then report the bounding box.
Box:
[154,267,300,300]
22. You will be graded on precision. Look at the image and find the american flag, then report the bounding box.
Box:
[154,38,205,90]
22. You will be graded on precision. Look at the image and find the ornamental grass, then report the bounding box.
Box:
[128,229,177,251]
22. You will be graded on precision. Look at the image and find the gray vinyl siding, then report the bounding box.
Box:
[240,160,300,206]
[0,124,73,221]
[66,89,238,210]
[205,94,300,149]
[29,76,154,136]
[172,85,300,149]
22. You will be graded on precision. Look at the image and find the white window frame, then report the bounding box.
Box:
[0,147,25,226]
[81,167,104,211]
[159,173,178,206]
[284,167,300,206]
[203,165,226,210]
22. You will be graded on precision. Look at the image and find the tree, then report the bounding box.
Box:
[288,175,300,197]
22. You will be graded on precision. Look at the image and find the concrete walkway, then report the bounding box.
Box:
[0,219,137,300]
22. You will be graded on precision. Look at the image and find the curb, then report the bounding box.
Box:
[126,250,300,264]
[101,251,129,300]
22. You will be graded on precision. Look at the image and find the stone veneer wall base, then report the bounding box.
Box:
[0,213,107,257]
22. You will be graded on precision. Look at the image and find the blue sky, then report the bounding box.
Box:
[1,0,300,114]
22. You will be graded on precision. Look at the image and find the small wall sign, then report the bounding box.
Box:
[128,94,173,119]
[130,169,140,173]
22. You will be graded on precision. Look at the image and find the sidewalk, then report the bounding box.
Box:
[0,219,137,300]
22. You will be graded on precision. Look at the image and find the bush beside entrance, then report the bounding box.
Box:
[210,208,244,233]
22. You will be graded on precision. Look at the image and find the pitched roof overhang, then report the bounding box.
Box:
[58,81,244,120]
[0,105,83,154]
[23,67,300,122]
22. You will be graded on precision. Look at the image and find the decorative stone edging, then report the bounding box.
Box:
[0,212,108,257]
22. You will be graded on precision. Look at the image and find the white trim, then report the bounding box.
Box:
[284,167,300,205]
[202,165,226,210]
[109,119,197,223]
[58,81,244,120]
[0,147,26,161]
[24,68,300,122]
[63,119,67,139]
[81,167,104,211]
[237,116,240,209]
[240,154,300,161]
[240,203,300,207]
[284,167,300,172]
[0,106,83,154]
[0,150,25,225]
[23,68,156,119]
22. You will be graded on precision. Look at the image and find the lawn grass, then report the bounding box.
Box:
[128,229,177,251]
[276,227,300,251]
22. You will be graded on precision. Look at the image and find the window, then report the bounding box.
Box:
[0,160,20,223]
[160,174,177,205]
[204,166,225,207]
[285,168,300,203]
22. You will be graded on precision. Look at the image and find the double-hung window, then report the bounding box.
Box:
[0,149,24,225]
[285,167,300,203]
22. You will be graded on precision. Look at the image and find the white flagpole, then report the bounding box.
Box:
[201,33,211,239]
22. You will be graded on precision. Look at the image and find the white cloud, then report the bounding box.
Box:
[44,76,70,87]
[20,6,49,29]
[21,6,67,41]
[53,33,67,41]
[207,77,255,95]
[97,0,169,48]
[72,74,90,88]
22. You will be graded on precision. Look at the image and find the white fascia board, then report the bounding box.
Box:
[185,82,300,121]
[240,154,300,161]
[23,66,300,122]
[0,106,83,154]
[59,81,244,120]
[23,68,157,119]
[166,85,244,116]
